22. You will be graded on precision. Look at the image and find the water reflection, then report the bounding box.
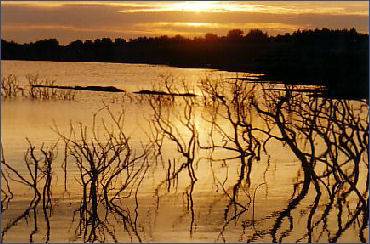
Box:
[200,79,368,242]
[199,80,266,242]
[1,77,368,242]
[55,106,151,242]
[1,140,57,243]
[251,85,368,242]
[147,87,199,237]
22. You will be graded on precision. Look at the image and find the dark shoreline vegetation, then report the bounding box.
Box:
[2,28,368,99]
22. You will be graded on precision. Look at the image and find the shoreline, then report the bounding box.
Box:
[2,58,367,100]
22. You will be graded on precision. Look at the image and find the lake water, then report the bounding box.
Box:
[1,60,368,243]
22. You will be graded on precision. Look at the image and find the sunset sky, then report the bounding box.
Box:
[1,1,368,44]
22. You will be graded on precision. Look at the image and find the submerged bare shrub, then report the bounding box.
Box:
[1,73,76,100]
[135,74,197,106]
[1,139,57,243]
[199,78,268,241]
[247,87,369,242]
[27,74,76,100]
[148,94,199,236]
[197,76,369,242]
[1,73,368,242]
[1,145,14,211]
[1,74,23,98]
[55,105,151,242]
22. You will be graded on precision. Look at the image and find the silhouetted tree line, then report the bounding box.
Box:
[1,28,368,98]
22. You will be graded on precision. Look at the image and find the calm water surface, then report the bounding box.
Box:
[1,60,368,243]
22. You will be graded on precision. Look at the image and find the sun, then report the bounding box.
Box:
[171,1,221,12]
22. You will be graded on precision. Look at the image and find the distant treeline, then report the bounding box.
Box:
[1,28,369,98]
